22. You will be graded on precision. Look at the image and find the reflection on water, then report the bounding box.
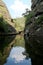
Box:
[0,35,32,65]
[24,34,43,65]
[0,35,16,65]
[3,35,31,65]
[4,47,31,65]
[13,35,25,47]
[0,34,43,65]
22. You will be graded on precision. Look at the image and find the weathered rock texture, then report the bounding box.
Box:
[31,0,43,36]
[0,0,16,32]
[24,0,43,56]
[0,0,11,23]
[25,0,43,36]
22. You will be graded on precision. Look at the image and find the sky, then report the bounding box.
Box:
[3,0,31,18]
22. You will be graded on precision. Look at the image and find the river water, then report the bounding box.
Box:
[0,34,43,65]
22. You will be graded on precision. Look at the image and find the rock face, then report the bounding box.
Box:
[25,0,43,36]
[31,0,43,36]
[0,0,16,32]
[0,0,11,23]
[24,0,43,56]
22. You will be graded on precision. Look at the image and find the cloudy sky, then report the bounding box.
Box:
[3,0,31,18]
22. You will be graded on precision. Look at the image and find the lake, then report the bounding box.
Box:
[0,34,43,65]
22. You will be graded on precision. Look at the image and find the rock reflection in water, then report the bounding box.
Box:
[4,35,31,65]
[1,33,43,65]
[24,34,43,65]
[0,35,32,65]
[0,35,16,65]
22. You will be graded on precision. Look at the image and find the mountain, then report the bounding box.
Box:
[13,17,25,32]
[0,0,16,33]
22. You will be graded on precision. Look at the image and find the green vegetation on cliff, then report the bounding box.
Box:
[35,15,43,25]
[24,10,34,32]
[25,11,34,26]
[0,16,9,33]
[0,0,16,33]
[13,17,25,32]
[24,10,43,33]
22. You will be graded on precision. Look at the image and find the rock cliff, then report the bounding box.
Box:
[24,0,43,37]
[0,0,16,33]
[24,0,43,56]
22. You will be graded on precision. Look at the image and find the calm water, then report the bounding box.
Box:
[0,34,43,65]
[4,35,31,65]
[4,47,31,65]
[0,35,31,65]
